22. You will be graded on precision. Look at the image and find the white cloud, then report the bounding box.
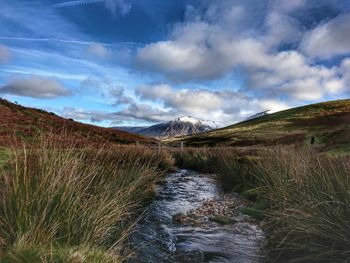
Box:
[136,2,346,102]
[300,14,350,59]
[80,77,134,105]
[135,84,291,125]
[341,58,350,90]
[87,43,110,59]
[0,44,11,63]
[61,83,293,126]
[257,99,290,113]
[105,0,131,16]
[0,76,71,98]
[263,11,301,47]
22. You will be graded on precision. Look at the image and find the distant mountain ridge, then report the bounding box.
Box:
[116,116,218,138]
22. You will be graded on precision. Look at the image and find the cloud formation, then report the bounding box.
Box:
[135,84,290,124]
[54,0,131,16]
[136,1,348,104]
[0,45,11,63]
[87,43,110,59]
[300,14,350,59]
[62,83,291,126]
[0,76,71,99]
[1,0,349,127]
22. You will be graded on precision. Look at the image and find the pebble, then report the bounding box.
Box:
[172,192,253,227]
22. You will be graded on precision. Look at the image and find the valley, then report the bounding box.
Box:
[0,99,349,263]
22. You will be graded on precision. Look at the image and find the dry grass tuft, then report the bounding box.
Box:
[0,134,173,262]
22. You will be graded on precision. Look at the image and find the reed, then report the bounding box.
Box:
[0,135,173,262]
[175,146,350,262]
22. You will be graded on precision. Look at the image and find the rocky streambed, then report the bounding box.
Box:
[127,169,265,263]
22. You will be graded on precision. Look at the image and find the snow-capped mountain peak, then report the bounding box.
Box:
[115,116,218,138]
[174,116,218,129]
[176,116,200,124]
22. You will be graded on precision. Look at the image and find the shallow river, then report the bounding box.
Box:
[127,169,265,263]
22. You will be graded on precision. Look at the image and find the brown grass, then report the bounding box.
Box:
[174,146,350,262]
[0,134,174,262]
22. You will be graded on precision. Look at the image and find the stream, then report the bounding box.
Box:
[127,169,265,263]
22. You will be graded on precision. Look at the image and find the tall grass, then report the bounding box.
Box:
[175,146,350,262]
[257,148,350,262]
[173,147,259,192]
[0,135,173,262]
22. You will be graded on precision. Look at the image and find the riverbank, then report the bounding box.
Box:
[173,147,350,262]
[0,135,175,262]
[127,169,265,263]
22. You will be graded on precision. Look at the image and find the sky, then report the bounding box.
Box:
[0,0,350,127]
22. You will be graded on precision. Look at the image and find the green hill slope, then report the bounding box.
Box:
[167,99,350,153]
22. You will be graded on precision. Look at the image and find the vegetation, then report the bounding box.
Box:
[0,98,156,147]
[174,146,350,262]
[258,148,350,262]
[0,135,174,262]
[166,99,350,153]
[1,98,350,262]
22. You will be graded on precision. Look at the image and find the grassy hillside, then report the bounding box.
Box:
[0,99,156,146]
[167,99,350,153]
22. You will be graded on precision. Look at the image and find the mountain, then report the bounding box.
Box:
[116,116,218,138]
[245,110,270,121]
[166,99,350,153]
[0,99,156,146]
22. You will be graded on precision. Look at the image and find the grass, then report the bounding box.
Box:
[0,148,10,167]
[173,147,260,192]
[166,99,350,151]
[0,135,174,262]
[0,98,157,147]
[257,148,350,262]
[174,146,350,262]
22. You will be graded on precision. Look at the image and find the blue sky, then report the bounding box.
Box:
[0,0,350,127]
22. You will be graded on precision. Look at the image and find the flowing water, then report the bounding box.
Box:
[127,169,265,263]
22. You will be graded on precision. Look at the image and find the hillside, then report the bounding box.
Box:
[0,99,156,146]
[166,99,350,153]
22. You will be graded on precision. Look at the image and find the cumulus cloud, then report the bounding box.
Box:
[87,43,110,59]
[0,76,71,98]
[0,44,11,63]
[263,11,301,47]
[61,83,292,126]
[341,58,350,89]
[134,0,349,107]
[135,84,290,125]
[300,14,350,59]
[246,50,344,100]
[61,104,177,125]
